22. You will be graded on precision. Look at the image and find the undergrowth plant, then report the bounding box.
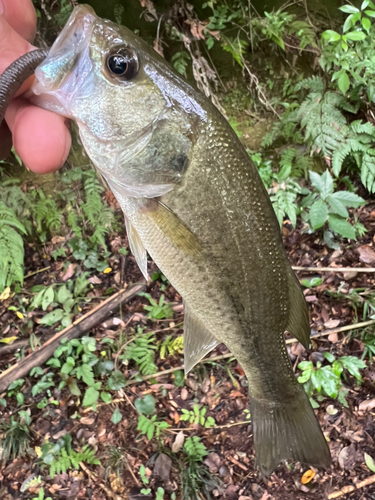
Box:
[0,411,32,461]
[301,170,365,246]
[39,433,100,477]
[180,405,215,428]
[298,352,366,407]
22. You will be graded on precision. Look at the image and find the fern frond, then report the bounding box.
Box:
[0,202,26,289]
[295,76,324,93]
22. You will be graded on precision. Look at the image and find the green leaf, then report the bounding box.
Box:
[42,287,54,311]
[362,16,371,30]
[309,171,324,193]
[107,371,126,391]
[75,364,95,386]
[338,71,350,94]
[111,408,122,424]
[39,309,64,326]
[345,30,367,40]
[320,367,340,398]
[328,215,356,239]
[365,452,375,472]
[362,0,370,10]
[331,191,365,208]
[365,9,375,17]
[82,387,99,407]
[340,355,366,380]
[101,391,112,403]
[174,370,185,387]
[343,13,354,32]
[327,195,349,218]
[310,199,328,229]
[339,5,360,13]
[324,352,335,363]
[321,30,341,42]
[135,394,156,415]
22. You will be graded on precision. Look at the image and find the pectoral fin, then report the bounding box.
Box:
[183,301,219,374]
[125,216,148,280]
[286,268,310,349]
[143,201,203,257]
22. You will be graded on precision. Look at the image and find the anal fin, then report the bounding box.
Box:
[183,301,219,374]
[286,267,310,349]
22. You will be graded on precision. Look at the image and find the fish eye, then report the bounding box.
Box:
[105,46,139,81]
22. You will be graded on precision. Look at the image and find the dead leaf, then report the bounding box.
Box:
[61,263,77,281]
[358,245,375,264]
[301,469,315,484]
[359,398,375,411]
[324,319,340,329]
[80,417,95,425]
[204,452,222,472]
[172,431,185,453]
[338,444,357,470]
[89,276,102,285]
[0,337,17,345]
[328,332,338,342]
[154,453,172,482]
[180,387,188,400]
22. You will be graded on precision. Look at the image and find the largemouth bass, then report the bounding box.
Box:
[31,5,331,475]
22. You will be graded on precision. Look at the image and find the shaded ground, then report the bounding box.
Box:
[1,188,375,500]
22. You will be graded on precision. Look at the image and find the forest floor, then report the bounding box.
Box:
[1,172,375,500]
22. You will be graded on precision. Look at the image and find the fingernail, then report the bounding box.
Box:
[0,1,4,15]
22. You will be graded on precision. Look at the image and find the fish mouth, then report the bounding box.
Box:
[36,5,96,91]
[31,5,97,116]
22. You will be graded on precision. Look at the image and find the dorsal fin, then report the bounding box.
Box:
[183,301,219,374]
[286,268,310,349]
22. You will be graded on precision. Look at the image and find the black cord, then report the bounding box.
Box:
[0,49,49,127]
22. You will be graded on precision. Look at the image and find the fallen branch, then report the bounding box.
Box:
[126,319,375,385]
[292,266,375,273]
[0,283,145,394]
[327,474,375,499]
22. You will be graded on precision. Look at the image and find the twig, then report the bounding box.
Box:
[126,320,375,385]
[23,266,51,279]
[166,420,251,433]
[327,474,375,499]
[292,266,375,273]
[0,283,145,393]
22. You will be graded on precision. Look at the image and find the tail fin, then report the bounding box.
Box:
[250,389,331,475]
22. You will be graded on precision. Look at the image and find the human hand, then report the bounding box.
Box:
[0,0,71,172]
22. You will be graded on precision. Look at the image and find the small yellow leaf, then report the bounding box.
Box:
[301,469,315,485]
[103,267,112,274]
[0,287,11,301]
[35,446,42,457]
[0,336,18,345]
[78,306,82,312]
[16,311,24,319]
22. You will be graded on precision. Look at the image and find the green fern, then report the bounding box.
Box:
[297,91,349,157]
[33,190,62,234]
[184,436,208,462]
[137,415,170,441]
[125,331,158,375]
[49,444,100,478]
[0,202,26,289]
[295,75,325,93]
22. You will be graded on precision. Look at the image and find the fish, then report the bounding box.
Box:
[30,4,331,475]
